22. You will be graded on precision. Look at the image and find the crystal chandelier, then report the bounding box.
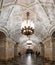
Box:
[21,12,34,36]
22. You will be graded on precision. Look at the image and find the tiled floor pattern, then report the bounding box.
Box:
[0,54,55,65]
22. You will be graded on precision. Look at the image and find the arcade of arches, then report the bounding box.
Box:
[0,0,55,65]
[0,30,55,65]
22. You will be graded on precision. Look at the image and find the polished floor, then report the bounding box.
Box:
[0,54,55,65]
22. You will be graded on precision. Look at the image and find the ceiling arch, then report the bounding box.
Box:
[0,0,55,48]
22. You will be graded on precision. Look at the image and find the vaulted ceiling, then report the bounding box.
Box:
[0,0,55,48]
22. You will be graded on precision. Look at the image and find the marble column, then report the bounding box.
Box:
[14,43,18,57]
[40,42,44,57]
[6,38,15,61]
[0,32,6,61]
[52,37,55,61]
[0,38,6,61]
[43,37,53,61]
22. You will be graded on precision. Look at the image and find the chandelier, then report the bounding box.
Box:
[21,12,34,36]
[26,40,33,49]
[27,40,32,45]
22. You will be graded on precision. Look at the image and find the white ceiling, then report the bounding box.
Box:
[0,0,55,48]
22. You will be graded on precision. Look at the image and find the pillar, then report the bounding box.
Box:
[43,37,53,61]
[52,31,55,61]
[40,42,44,57]
[0,31,6,61]
[52,37,55,61]
[14,43,18,57]
[6,38,15,61]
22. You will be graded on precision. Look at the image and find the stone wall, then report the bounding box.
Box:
[6,38,15,60]
[0,39,6,61]
[0,37,16,61]
[52,37,55,61]
[33,44,42,55]
[14,44,26,57]
[17,44,26,55]
[43,37,53,61]
[40,43,44,57]
[14,43,18,57]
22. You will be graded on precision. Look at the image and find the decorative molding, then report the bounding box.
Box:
[0,26,9,37]
[49,25,55,36]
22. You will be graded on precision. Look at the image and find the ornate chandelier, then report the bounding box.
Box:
[21,12,34,36]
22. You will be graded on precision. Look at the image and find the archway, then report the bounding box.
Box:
[52,31,55,45]
[26,49,34,54]
[52,31,55,37]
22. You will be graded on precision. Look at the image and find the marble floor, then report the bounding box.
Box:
[0,54,55,65]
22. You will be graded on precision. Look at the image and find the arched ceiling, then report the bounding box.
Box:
[0,0,55,48]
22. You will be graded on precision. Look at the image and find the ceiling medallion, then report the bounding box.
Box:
[21,12,34,36]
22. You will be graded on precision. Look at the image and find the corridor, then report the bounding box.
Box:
[0,54,55,65]
[0,0,55,65]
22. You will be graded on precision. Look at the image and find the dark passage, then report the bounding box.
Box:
[26,49,34,54]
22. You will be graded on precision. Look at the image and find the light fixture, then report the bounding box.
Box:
[26,40,32,47]
[27,40,32,44]
[21,12,34,36]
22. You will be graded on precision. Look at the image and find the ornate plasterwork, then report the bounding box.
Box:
[0,0,55,48]
[0,26,8,37]
[49,25,55,36]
